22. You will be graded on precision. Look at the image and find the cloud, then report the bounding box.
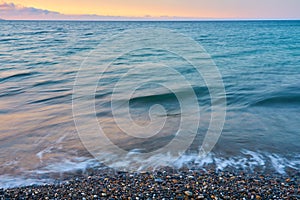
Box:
[0,2,62,19]
[0,2,139,20]
[0,2,196,20]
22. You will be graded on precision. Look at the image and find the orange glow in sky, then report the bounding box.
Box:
[1,0,300,20]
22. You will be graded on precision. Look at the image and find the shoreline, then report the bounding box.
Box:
[1,167,299,199]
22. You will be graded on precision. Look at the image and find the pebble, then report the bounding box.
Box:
[0,167,298,199]
[256,195,262,200]
[154,178,163,183]
[184,191,193,196]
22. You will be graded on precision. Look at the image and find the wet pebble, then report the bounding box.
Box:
[0,167,299,199]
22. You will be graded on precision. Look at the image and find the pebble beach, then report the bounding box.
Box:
[1,167,299,199]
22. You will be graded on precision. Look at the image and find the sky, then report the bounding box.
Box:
[0,0,299,20]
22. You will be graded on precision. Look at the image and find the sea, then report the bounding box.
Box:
[0,20,299,188]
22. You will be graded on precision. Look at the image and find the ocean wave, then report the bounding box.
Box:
[116,86,209,104]
[252,94,300,106]
[169,150,299,175]
[1,150,298,189]
[33,79,70,87]
[29,93,72,105]
[250,86,300,107]
[0,87,24,97]
[0,175,53,189]
[0,71,39,83]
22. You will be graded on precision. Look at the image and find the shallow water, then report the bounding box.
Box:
[0,20,300,188]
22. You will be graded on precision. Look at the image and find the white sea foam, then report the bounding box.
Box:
[267,153,300,174]
[1,151,299,189]
[0,176,53,189]
[35,157,100,174]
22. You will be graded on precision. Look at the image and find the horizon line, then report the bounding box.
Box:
[1,18,300,22]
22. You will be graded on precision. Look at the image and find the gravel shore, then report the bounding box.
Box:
[1,167,299,199]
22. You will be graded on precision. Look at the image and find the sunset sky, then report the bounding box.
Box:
[0,0,299,20]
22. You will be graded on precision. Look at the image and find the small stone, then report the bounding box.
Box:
[256,195,262,200]
[155,178,163,183]
[172,179,178,184]
[259,175,264,179]
[184,191,193,196]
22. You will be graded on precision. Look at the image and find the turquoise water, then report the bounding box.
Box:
[0,21,299,188]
